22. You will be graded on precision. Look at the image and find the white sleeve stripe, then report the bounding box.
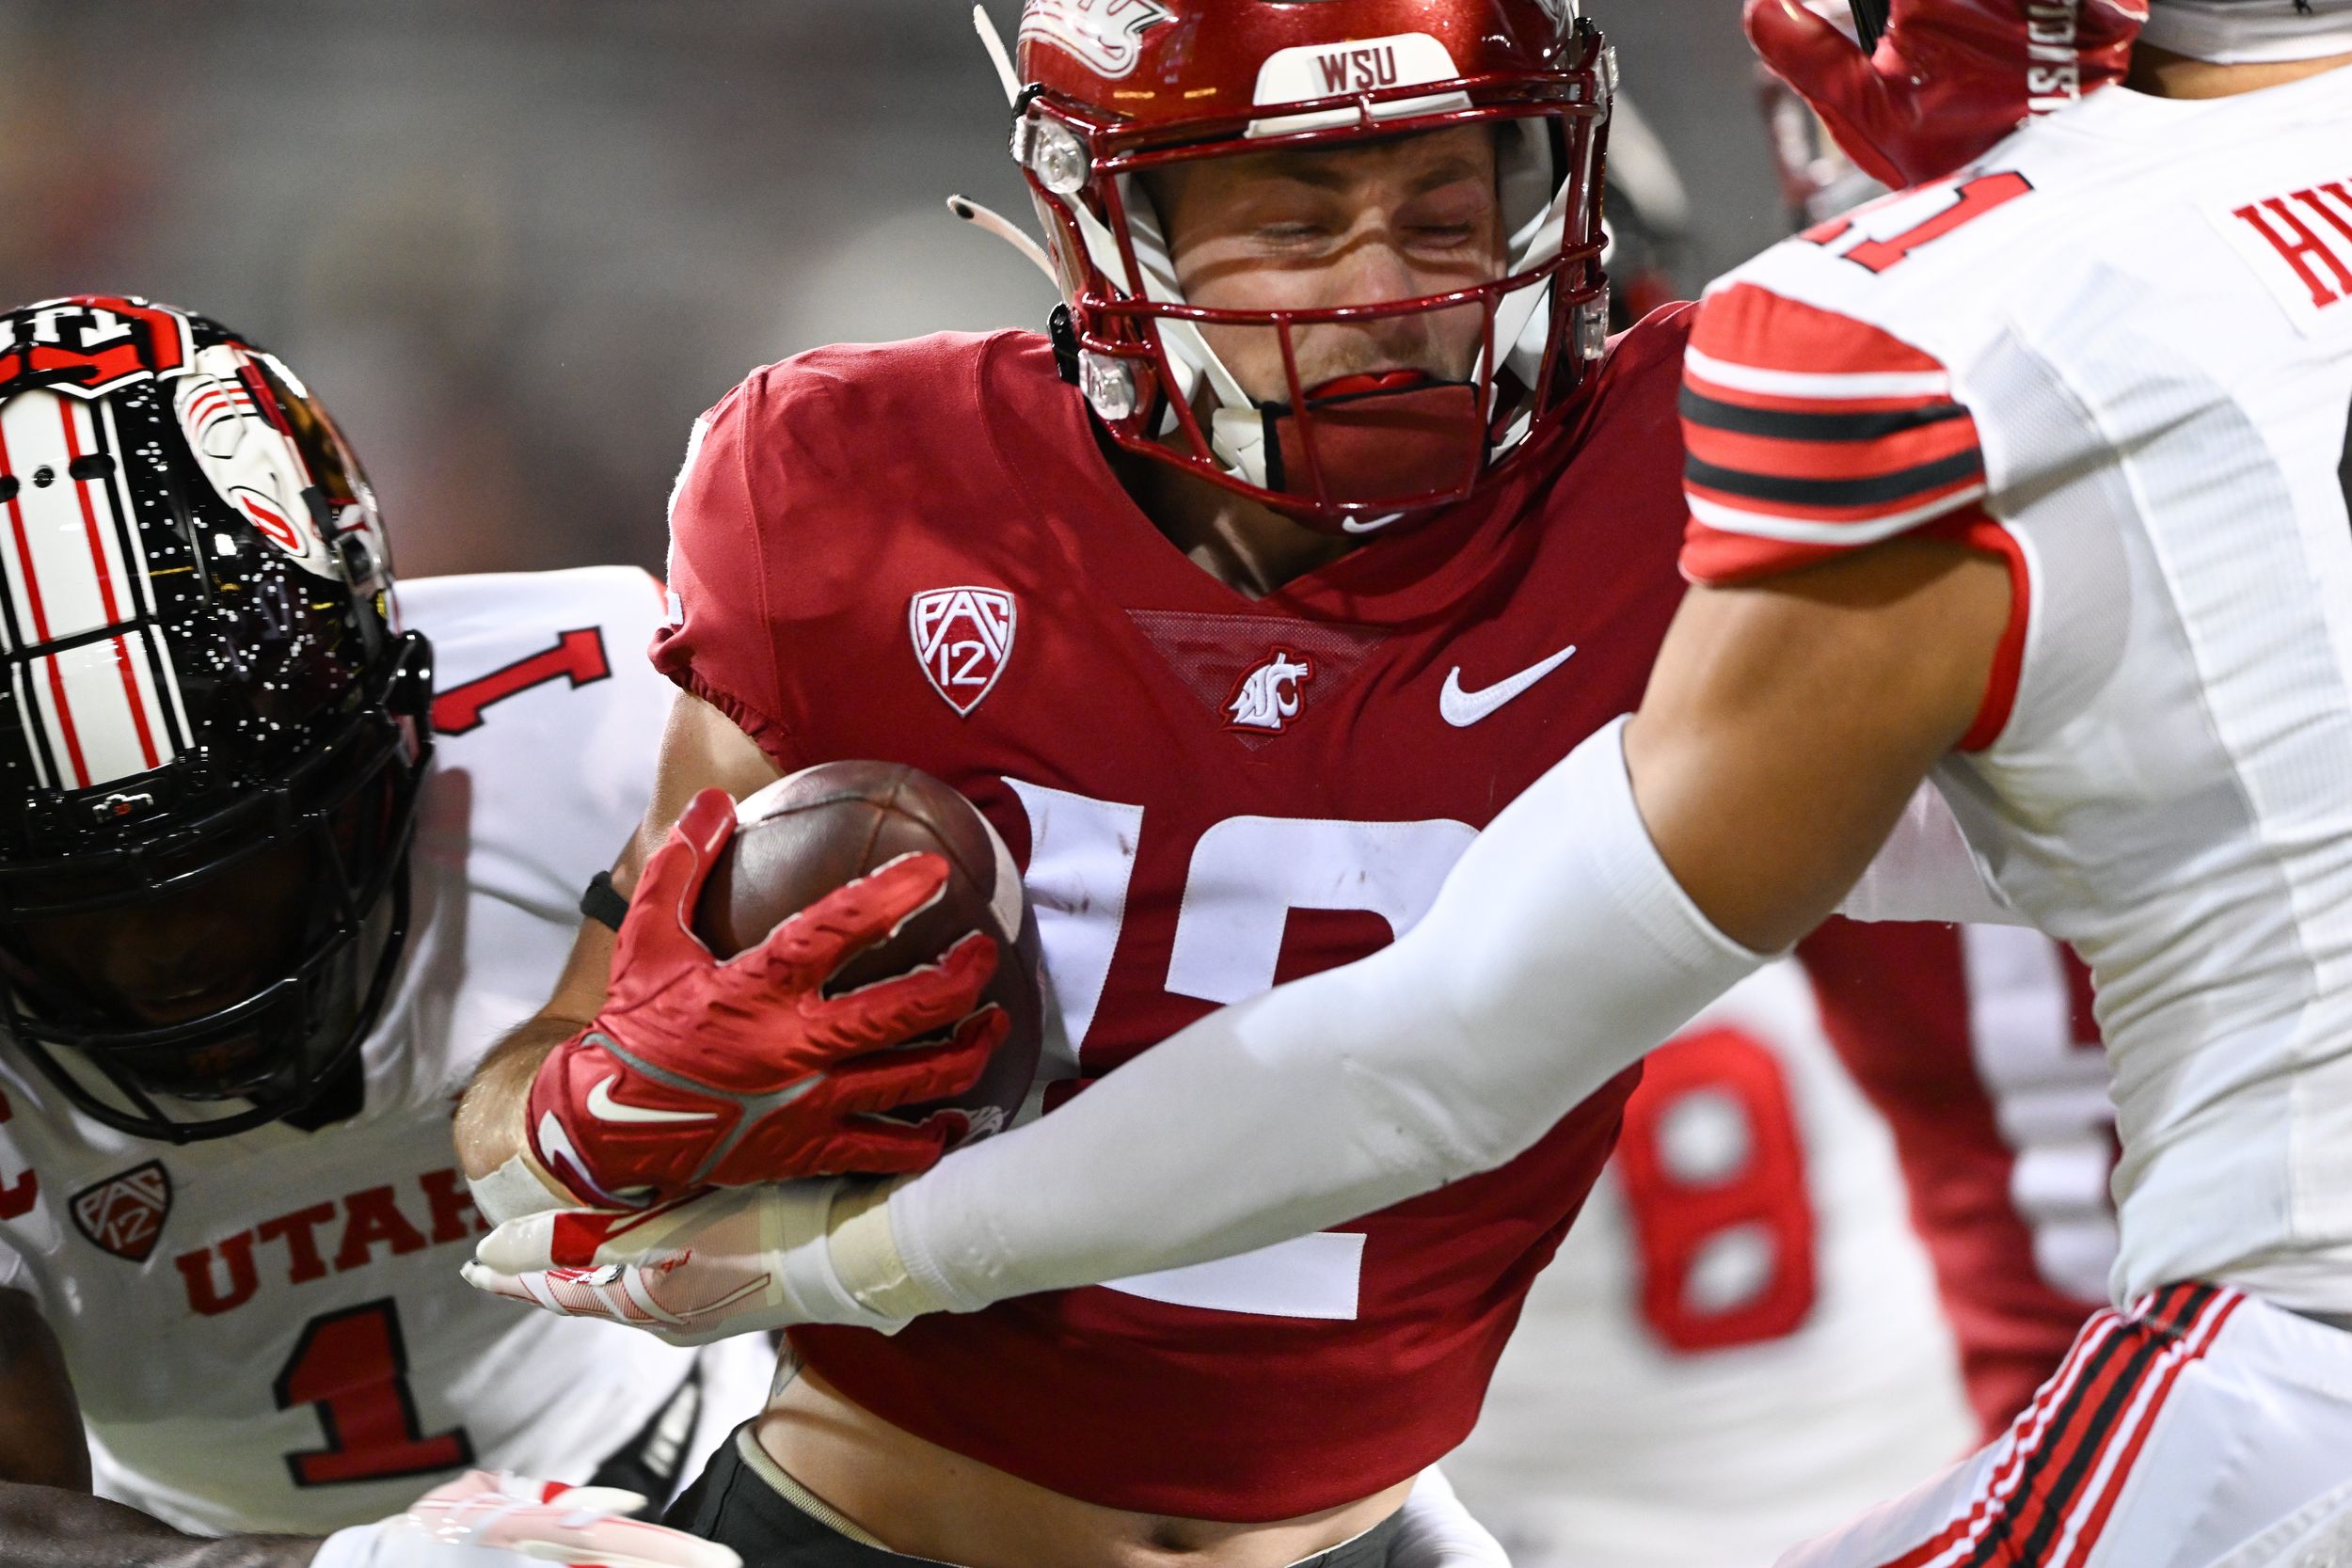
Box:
[1688,484,1990,544]
[1684,346,1954,402]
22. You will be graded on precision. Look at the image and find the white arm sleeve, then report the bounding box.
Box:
[889,719,1767,1312]
[1837,779,2028,927]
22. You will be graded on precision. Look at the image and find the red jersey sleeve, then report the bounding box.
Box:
[648,373,803,770]
[1679,283,1991,585]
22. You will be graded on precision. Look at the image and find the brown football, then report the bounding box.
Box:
[694,761,1043,1154]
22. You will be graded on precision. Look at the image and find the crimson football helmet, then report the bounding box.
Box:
[0,295,432,1143]
[1009,0,1615,531]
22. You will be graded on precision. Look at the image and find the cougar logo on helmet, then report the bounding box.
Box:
[1020,0,1174,80]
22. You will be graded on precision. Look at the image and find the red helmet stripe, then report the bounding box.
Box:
[39,656,89,789]
[57,399,159,772]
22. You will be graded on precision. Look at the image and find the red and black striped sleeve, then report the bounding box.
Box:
[1679,283,1990,585]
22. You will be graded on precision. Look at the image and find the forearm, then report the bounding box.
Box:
[883,721,1764,1311]
[0,1483,315,1568]
[453,1013,583,1181]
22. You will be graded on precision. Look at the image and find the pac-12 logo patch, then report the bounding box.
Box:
[911,587,1017,717]
[1226,648,1315,734]
[71,1161,171,1263]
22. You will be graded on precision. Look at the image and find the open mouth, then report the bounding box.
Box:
[1305,369,1439,403]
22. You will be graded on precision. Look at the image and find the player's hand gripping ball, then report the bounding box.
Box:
[1746,0,2146,191]
[527,765,1043,1209]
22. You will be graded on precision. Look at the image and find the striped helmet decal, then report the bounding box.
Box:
[0,387,192,790]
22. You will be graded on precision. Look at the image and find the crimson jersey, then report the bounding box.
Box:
[1798,920,2116,1438]
[652,319,1696,1520]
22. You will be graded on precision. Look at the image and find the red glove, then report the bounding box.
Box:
[527,789,1007,1208]
[1744,0,2147,191]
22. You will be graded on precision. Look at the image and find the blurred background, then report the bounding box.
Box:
[0,1,1787,578]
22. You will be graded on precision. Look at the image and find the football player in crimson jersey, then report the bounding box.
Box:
[452,5,2132,1568]
[460,4,1655,1563]
[472,1,2352,1565]
[0,294,771,1568]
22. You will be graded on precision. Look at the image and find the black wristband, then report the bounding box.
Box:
[580,870,630,933]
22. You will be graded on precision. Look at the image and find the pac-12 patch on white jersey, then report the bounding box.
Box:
[0,566,767,1535]
[1678,69,2352,1316]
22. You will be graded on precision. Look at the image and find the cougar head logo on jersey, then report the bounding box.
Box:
[911,588,1018,717]
[1226,650,1316,733]
[1019,0,1174,80]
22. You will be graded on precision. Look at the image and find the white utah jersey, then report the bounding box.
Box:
[1447,961,1971,1568]
[0,566,766,1535]
[1677,69,2352,1313]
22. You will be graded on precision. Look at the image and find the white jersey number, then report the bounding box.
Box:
[1008,781,1473,1322]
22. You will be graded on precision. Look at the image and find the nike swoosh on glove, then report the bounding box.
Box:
[1745,0,2147,190]
[529,789,1009,1210]
[462,1179,909,1344]
[310,1471,740,1568]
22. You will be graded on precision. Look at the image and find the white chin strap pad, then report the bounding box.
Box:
[2141,0,2352,61]
[1210,404,1274,488]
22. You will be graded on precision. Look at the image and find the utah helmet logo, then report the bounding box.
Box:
[1020,0,1174,80]
[911,587,1018,717]
[0,296,195,401]
[71,1161,172,1264]
[1226,648,1316,734]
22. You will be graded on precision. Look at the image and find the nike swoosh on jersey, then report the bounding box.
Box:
[1439,645,1579,727]
[585,1074,720,1125]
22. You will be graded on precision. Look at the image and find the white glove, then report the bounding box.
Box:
[460,1179,910,1345]
[310,1471,739,1568]
[1391,1466,1511,1568]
